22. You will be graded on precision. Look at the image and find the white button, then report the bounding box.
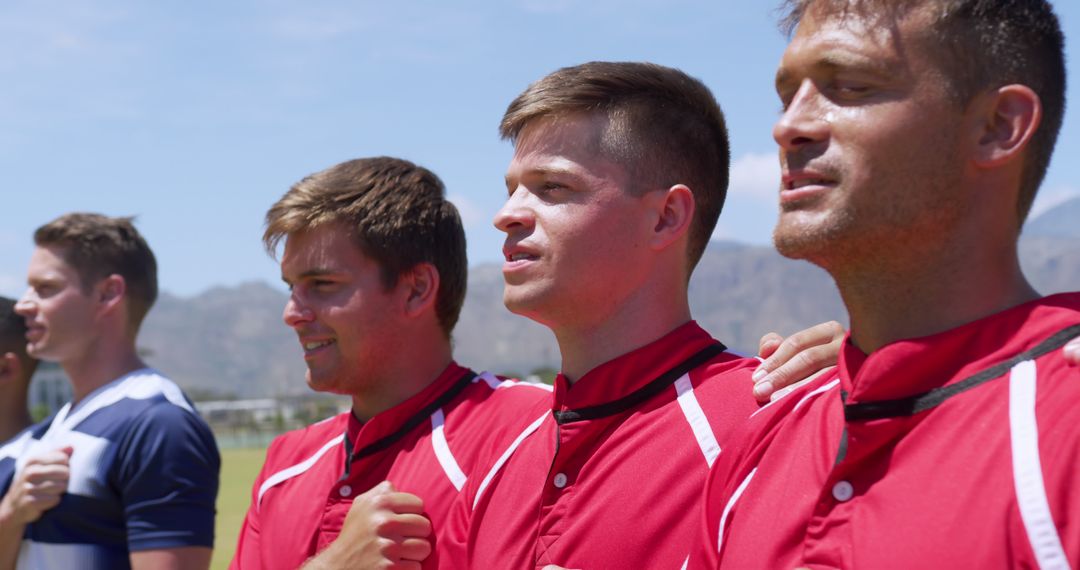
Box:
[553,473,568,488]
[339,485,352,497]
[832,480,854,502]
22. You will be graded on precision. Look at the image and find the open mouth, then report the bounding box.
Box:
[785,177,832,190]
[506,252,538,262]
[301,339,335,356]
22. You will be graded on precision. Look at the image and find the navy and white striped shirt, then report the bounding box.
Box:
[0,368,220,569]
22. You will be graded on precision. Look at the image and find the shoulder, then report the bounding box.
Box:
[686,351,760,419]
[446,371,551,430]
[85,370,205,431]
[460,372,551,410]
[261,412,349,468]
[692,351,759,388]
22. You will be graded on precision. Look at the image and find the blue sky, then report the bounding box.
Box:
[2,0,1079,297]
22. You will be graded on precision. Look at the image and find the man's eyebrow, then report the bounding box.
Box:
[26,276,60,287]
[505,165,582,185]
[778,51,894,87]
[282,268,340,283]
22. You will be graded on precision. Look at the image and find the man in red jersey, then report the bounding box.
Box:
[420,61,847,569]
[230,157,554,570]
[233,155,838,569]
[690,1,1080,568]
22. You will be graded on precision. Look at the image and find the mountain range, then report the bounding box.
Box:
[138,198,1080,398]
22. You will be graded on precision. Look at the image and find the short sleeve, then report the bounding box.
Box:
[113,402,221,551]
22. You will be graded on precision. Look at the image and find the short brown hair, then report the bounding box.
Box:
[34,213,158,328]
[779,0,1066,223]
[501,61,730,273]
[263,157,467,337]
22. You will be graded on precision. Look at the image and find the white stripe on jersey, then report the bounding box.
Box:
[793,378,841,413]
[674,373,721,467]
[17,540,102,569]
[51,369,193,439]
[1008,360,1071,570]
[474,413,549,510]
[60,431,110,497]
[473,371,553,392]
[258,434,344,511]
[718,468,757,555]
[0,431,34,462]
[15,369,194,487]
[430,408,467,491]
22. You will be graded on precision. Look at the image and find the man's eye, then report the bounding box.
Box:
[834,81,871,96]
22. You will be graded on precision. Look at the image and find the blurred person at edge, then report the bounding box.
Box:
[0,297,37,443]
[0,213,219,570]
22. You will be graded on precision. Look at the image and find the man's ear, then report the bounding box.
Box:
[972,84,1041,169]
[401,263,440,318]
[647,184,696,251]
[96,274,127,317]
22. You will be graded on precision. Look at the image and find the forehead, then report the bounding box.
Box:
[280,223,373,274]
[780,3,936,74]
[506,113,630,185]
[28,246,77,277]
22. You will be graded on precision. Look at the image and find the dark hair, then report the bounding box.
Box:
[0,296,27,354]
[34,213,158,328]
[501,61,731,273]
[264,157,467,337]
[780,0,1066,222]
[0,296,37,378]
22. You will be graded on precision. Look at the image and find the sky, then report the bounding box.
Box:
[2,0,1079,298]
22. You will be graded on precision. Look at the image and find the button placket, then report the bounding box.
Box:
[831,480,853,502]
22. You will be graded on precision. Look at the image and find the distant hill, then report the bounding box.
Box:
[138,201,1080,398]
[1025,197,1080,239]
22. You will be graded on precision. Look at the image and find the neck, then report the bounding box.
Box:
[350,334,453,421]
[62,335,145,406]
[553,285,692,383]
[835,236,1037,354]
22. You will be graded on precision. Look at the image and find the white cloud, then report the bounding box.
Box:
[448,193,488,227]
[728,152,780,202]
[1029,185,1080,219]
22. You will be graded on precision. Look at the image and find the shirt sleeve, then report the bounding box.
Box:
[229,436,287,569]
[112,402,221,551]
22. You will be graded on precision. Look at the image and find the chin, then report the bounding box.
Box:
[305,373,341,395]
[502,289,558,325]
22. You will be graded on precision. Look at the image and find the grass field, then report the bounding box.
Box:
[211,447,268,570]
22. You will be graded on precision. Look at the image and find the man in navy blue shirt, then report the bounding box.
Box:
[0,213,219,569]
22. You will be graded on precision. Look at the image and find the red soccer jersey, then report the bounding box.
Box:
[230,362,550,570]
[441,322,761,569]
[690,293,1080,569]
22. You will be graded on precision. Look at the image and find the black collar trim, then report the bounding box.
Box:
[342,369,477,475]
[553,343,727,425]
[844,323,1080,422]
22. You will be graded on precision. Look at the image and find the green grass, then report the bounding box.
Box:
[211,447,267,570]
